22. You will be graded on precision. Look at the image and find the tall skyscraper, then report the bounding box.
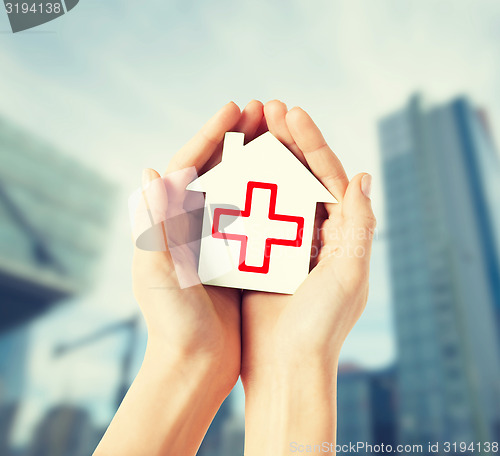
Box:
[337,364,396,452]
[378,95,500,446]
[28,405,97,456]
[198,395,235,456]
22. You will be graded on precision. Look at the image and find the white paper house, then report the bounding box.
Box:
[186,132,336,294]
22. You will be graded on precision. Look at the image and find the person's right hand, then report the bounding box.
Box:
[240,101,376,455]
[241,101,376,375]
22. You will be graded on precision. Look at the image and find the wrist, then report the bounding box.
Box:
[142,337,238,398]
[242,344,340,392]
[98,331,234,456]
[243,353,339,399]
[243,355,339,456]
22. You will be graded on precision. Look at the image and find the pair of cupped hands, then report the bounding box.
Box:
[94,100,376,456]
[132,99,376,395]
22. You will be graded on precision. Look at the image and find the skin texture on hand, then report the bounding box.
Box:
[94,101,267,456]
[133,100,268,381]
[241,101,376,456]
[94,100,375,456]
[132,105,244,397]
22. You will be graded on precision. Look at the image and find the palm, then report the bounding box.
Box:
[132,101,264,389]
[241,101,375,377]
[242,203,368,362]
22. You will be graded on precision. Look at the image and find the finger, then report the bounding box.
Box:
[341,173,377,260]
[254,114,269,137]
[143,168,161,187]
[201,100,263,174]
[134,169,175,268]
[236,99,264,142]
[286,107,349,203]
[264,100,306,165]
[166,101,241,174]
[133,168,169,252]
[131,168,166,244]
[142,168,167,224]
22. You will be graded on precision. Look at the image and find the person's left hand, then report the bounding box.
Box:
[132,100,265,394]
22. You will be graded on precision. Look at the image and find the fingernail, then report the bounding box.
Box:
[142,169,154,189]
[361,174,372,199]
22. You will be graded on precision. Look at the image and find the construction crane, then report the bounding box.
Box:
[53,314,141,410]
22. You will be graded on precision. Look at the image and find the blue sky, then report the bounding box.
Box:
[1,0,500,444]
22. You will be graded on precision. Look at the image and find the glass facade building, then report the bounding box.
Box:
[0,116,114,331]
[337,366,396,452]
[378,95,500,446]
[0,116,114,454]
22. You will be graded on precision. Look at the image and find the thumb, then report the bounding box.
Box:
[142,168,167,226]
[132,168,170,252]
[136,168,199,290]
[342,173,376,230]
[142,167,161,187]
[339,173,377,269]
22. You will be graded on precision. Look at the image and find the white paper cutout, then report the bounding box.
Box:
[186,131,336,294]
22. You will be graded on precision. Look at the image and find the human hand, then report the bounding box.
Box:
[94,101,265,456]
[132,100,266,392]
[241,100,376,374]
[240,101,376,455]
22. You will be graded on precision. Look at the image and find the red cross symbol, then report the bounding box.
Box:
[212,181,304,274]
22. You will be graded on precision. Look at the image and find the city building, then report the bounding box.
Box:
[378,95,500,446]
[337,364,396,453]
[0,116,114,331]
[27,405,98,456]
[0,116,114,454]
[220,413,245,456]
[198,395,236,456]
